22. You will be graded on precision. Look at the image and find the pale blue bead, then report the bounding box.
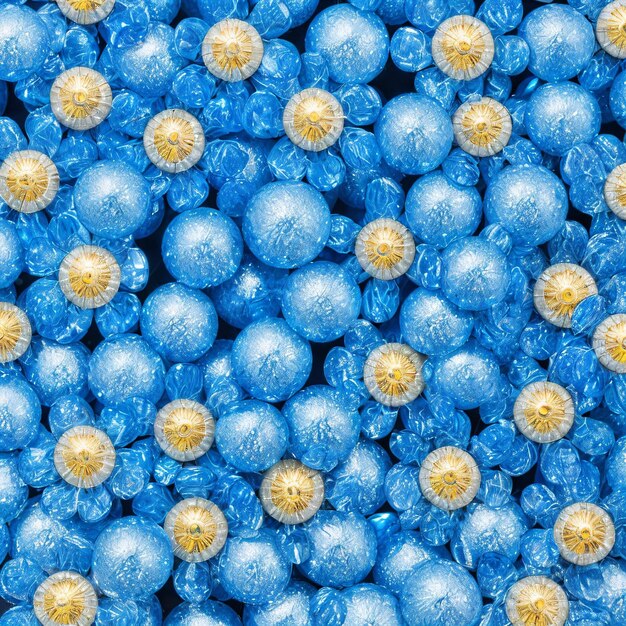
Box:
[342,584,403,626]
[305,5,389,84]
[375,94,453,175]
[298,510,377,587]
[390,27,431,72]
[232,318,312,402]
[140,282,218,363]
[283,0,319,26]
[519,4,595,82]
[0,606,37,626]
[196,0,248,25]
[0,376,40,452]
[0,454,27,524]
[145,0,181,22]
[243,581,314,626]
[165,600,243,626]
[243,182,330,269]
[0,219,23,289]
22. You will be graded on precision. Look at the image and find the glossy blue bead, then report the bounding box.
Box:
[165,600,243,626]
[0,453,27,524]
[0,219,23,289]
[0,376,40,452]
[243,582,314,626]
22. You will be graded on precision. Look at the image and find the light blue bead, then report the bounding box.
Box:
[0,219,23,289]
[0,376,40,452]
[390,27,431,72]
[335,84,382,126]
[243,581,314,626]
[342,584,403,626]
[0,453,27,524]
[283,0,319,26]
[74,160,151,239]
[305,5,389,84]
[492,35,529,76]
[476,0,523,35]
[0,606,37,626]
[145,0,181,22]
[88,334,165,407]
[232,318,312,402]
[196,0,248,25]
[162,207,243,288]
[95,596,163,626]
[215,400,288,472]
[243,182,330,269]
[298,510,377,587]
[519,4,595,82]
[375,94,453,175]
[92,516,173,600]
[484,164,568,245]
[140,282,218,363]
[609,70,626,129]
[165,600,243,626]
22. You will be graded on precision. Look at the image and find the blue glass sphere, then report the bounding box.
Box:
[243,582,313,626]
[0,220,23,289]
[217,531,291,605]
[165,600,242,626]
[400,289,474,356]
[484,164,568,246]
[232,318,312,402]
[74,160,151,239]
[282,385,361,471]
[0,376,40,452]
[92,516,173,600]
[0,453,27,524]
[243,182,331,270]
[441,237,510,311]
[215,400,288,472]
[405,172,482,248]
[163,208,243,289]
[140,282,218,363]
[526,82,601,157]
[343,584,403,626]
[88,334,165,406]
[298,510,377,587]
[400,560,482,626]
[305,4,389,84]
[281,261,361,343]
[375,94,453,175]
[519,4,595,82]
[0,5,49,82]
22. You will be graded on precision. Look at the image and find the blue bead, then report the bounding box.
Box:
[0,453,27,524]
[0,219,23,289]
[165,600,242,626]
[196,0,247,25]
[476,0,523,36]
[342,584,403,625]
[243,581,314,626]
[0,375,40,452]
[390,27,432,73]
[335,84,382,126]
[146,0,181,22]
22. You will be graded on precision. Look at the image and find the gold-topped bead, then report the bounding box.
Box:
[452,97,512,157]
[596,0,626,58]
[0,302,31,364]
[54,426,116,489]
[363,343,425,407]
[604,163,626,219]
[33,571,98,626]
[56,0,116,25]
[419,446,480,511]
[0,149,59,213]
[592,313,626,374]
[259,459,325,524]
[432,15,494,80]
[58,245,121,310]
[202,19,264,82]
[505,576,569,626]
[154,399,215,462]
[164,497,228,562]
[355,218,416,281]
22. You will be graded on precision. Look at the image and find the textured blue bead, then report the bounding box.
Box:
[0,376,40,452]
[0,219,23,289]
[342,584,404,625]
[165,600,243,626]
[243,581,313,626]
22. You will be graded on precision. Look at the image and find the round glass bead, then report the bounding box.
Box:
[49,67,112,132]
[164,497,227,562]
[553,502,615,565]
[592,314,626,374]
[597,0,626,59]
[259,459,324,525]
[0,150,59,213]
[56,0,116,25]
[154,399,215,462]
[143,109,205,174]
[603,163,626,219]
[505,576,569,626]
[0,302,31,364]
[513,381,574,444]
[0,376,40,451]
[202,19,264,82]
[363,342,425,407]
[452,97,512,157]
[432,15,495,81]
[58,246,121,310]
[282,88,344,152]
[33,571,98,626]
[355,218,416,281]
[418,446,481,511]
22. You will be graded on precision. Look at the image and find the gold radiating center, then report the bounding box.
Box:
[58,73,105,120]
[163,407,207,453]
[269,464,317,515]
[66,0,107,8]
[60,432,111,483]
[362,226,407,271]
[373,350,418,399]
[173,504,218,556]
[440,22,487,71]
[211,26,254,72]
[513,581,564,626]
[603,319,626,364]
[0,308,22,360]
[5,157,49,202]
[152,116,196,163]
[541,268,594,320]
[292,95,338,144]
[42,578,88,625]
[460,102,504,148]
[605,5,626,50]
[560,508,609,557]
[428,451,474,502]
[522,387,568,435]
[67,250,113,300]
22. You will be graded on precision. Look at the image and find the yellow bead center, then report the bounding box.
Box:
[428,452,473,502]
[363,226,407,271]
[211,27,254,72]
[513,582,564,626]
[522,386,568,435]
[292,95,339,143]
[270,465,316,515]
[6,157,49,202]
[0,309,22,360]
[440,22,486,72]
[173,504,218,556]
[59,432,111,483]
[560,509,608,557]
[67,250,113,300]
[58,73,105,120]
[541,268,595,321]
[460,103,504,148]
[373,350,418,399]
[604,320,626,364]
[163,407,208,454]
[153,116,196,163]
[42,579,87,625]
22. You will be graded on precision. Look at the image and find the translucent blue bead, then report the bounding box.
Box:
[0,557,44,604]
[0,375,40,452]
[146,0,181,22]
[441,149,480,188]
[470,422,516,468]
[248,0,292,38]
[476,0,523,35]
[96,596,163,626]
[0,219,23,289]
[390,27,431,72]
[165,600,242,626]
[242,91,283,139]
[251,40,300,98]
[267,137,308,181]
[520,527,560,570]
[327,215,360,255]
[413,68,460,111]
[476,552,517,600]
[335,84,382,127]
[94,292,141,338]
[492,35,529,76]
[362,279,400,323]
[0,453,27,524]
[364,177,404,222]
[174,17,208,62]
[306,152,346,193]
[299,51,329,91]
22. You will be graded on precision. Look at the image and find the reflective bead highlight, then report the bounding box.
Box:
[50,67,112,131]
[0,150,59,213]
[604,163,626,219]
[452,97,512,157]
[418,446,481,511]
[355,218,416,281]
[0,302,31,364]
[432,15,494,80]
[533,263,597,329]
[55,0,115,25]
[154,399,215,462]
[58,245,121,310]
[202,19,263,82]
[53,425,116,489]
[363,342,425,407]
[513,381,575,444]
[592,314,626,374]
[553,502,615,565]
[283,88,344,152]
[143,109,205,173]
[259,459,325,524]
[33,571,98,626]
[596,0,626,59]
[164,497,228,562]
[505,576,569,626]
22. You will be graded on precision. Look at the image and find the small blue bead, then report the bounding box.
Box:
[390,27,431,73]
[335,84,382,127]
[165,600,242,626]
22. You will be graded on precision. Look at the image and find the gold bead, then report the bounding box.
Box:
[56,0,115,25]
[592,313,626,374]
[505,576,569,626]
[596,0,626,58]
[33,571,98,626]
[0,302,31,364]
[453,97,512,157]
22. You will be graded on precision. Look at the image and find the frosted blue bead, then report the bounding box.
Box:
[0,219,23,289]
[476,0,523,35]
[375,94,453,175]
[390,27,431,72]
[0,453,27,524]
[335,84,382,127]
[243,581,313,626]
[95,596,163,626]
[519,4,595,82]
[305,5,389,84]
[310,588,346,626]
[0,375,40,452]
[342,584,403,626]
[165,600,242,625]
